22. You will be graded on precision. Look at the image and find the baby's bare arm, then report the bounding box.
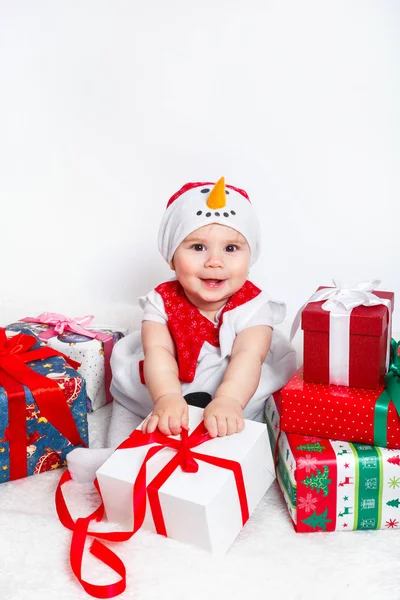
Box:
[141,321,188,435]
[204,326,272,437]
[142,321,180,401]
[217,325,272,406]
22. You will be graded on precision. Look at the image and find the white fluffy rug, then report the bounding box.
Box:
[2,403,400,600]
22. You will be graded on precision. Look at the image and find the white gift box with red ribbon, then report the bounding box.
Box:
[96,405,274,555]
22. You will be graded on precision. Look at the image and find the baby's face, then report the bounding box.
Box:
[171,223,251,311]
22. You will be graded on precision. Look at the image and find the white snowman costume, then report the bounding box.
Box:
[110,278,295,425]
[67,178,296,481]
[108,179,296,440]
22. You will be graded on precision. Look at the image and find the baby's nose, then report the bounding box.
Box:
[204,251,224,267]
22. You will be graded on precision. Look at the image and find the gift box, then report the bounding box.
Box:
[300,283,394,389]
[0,328,88,482]
[266,394,400,532]
[280,352,400,448]
[96,405,275,555]
[7,314,124,412]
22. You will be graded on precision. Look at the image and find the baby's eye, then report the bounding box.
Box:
[225,245,237,252]
[191,244,206,251]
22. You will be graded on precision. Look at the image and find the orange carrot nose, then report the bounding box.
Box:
[206,177,226,210]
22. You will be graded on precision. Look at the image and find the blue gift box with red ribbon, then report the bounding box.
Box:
[6,316,124,412]
[0,328,88,483]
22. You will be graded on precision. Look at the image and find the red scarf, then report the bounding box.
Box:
[154,279,261,383]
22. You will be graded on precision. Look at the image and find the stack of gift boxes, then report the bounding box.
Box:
[265,283,400,533]
[0,313,124,483]
[1,308,276,567]
[4,286,400,596]
[3,284,400,578]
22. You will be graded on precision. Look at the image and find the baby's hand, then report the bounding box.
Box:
[203,395,245,438]
[142,393,189,436]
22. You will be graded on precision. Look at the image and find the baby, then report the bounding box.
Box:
[68,177,296,480]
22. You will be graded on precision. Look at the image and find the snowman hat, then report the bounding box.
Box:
[158,177,261,266]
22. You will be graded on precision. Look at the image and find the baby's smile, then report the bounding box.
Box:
[200,278,226,288]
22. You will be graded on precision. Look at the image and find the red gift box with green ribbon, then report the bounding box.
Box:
[279,340,400,449]
[0,328,88,482]
[266,393,400,533]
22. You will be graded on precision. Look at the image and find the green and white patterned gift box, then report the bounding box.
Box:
[266,393,400,532]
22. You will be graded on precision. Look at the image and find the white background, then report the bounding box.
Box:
[0,0,399,333]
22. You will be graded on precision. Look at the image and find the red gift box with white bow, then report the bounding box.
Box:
[294,281,394,390]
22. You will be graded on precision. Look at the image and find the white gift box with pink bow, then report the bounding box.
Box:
[6,313,124,411]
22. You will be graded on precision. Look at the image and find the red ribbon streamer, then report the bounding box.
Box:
[0,328,86,480]
[56,421,250,598]
[101,337,114,404]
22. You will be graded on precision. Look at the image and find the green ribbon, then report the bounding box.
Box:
[373,339,400,447]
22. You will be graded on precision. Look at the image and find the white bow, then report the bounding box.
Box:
[290,279,383,341]
[290,279,392,386]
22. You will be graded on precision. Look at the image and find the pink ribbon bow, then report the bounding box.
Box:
[22,312,98,341]
[21,312,115,404]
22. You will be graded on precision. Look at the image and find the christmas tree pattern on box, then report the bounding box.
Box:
[266,395,400,532]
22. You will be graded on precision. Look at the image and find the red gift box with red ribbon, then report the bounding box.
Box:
[300,285,394,389]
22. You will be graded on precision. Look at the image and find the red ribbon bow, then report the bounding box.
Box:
[56,421,249,598]
[0,328,86,480]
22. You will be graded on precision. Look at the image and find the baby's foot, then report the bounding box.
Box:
[67,447,114,483]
